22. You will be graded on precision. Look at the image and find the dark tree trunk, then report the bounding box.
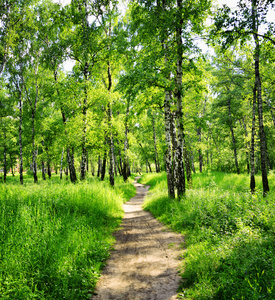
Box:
[197,127,203,173]
[170,111,178,187]
[41,141,46,180]
[252,1,269,196]
[60,148,64,180]
[108,100,115,186]
[101,150,107,181]
[97,155,101,177]
[32,111,38,183]
[90,156,95,176]
[123,101,130,182]
[41,160,46,180]
[190,151,196,173]
[175,0,185,198]
[152,112,160,172]
[19,88,23,185]
[10,154,14,176]
[3,137,7,183]
[117,148,123,176]
[80,63,88,181]
[183,141,192,187]
[250,84,257,193]
[67,148,77,183]
[242,119,250,174]
[47,150,51,179]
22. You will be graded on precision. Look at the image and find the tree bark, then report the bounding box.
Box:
[242,119,250,174]
[108,99,115,186]
[175,0,185,197]
[250,84,256,193]
[60,148,64,180]
[41,141,46,180]
[67,147,77,183]
[152,112,160,172]
[31,63,39,183]
[19,79,23,185]
[190,151,196,173]
[97,155,101,177]
[47,149,51,179]
[80,62,88,181]
[170,111,178,187]
[252,0,269,196]
[123,101,130,182]
[183,140,192,187]
[101,149,107,181]
[164,91,175,198]
[197,127,203,173]
[3,134,7,183]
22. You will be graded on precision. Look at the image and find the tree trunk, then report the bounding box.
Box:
[97,155,101,177]
[10,154,14,176]
[60,148,64,180]
[250,84,257,193]
[164,90,175,198]
[170,111,178,187]
[19,84,23,185]
[266,99,275,128]
[32,109,38,183]
[80,63,88,181]
[123,101,130,182]
[90,156,95,176]
[117,148,123,176]
[242,119,250,174]
[67,148,77,183]
[152,112,160,172]
[197,127,203,173]
[47,150,51,179]
[252,0,269,196]
[183,140,192,187]
[3,136,7,183]
[190,151,196,173]
[175,0,185,198]
[108,100,115,186]
[101,149,107,181]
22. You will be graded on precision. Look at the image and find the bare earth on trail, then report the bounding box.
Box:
[92,177,184,300]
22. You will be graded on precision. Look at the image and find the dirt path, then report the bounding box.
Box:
[92,177,183,300]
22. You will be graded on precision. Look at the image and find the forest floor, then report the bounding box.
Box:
[92,177,184,300]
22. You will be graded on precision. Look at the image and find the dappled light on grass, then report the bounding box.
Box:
[140,171,275,299]
[0,175,136,299]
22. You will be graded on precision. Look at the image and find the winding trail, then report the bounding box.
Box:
[92,177,183,300]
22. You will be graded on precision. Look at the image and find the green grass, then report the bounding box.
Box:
[140,171,275,300]
[0,174,136,299]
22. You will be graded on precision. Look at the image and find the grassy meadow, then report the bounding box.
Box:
[140,171,275,300]
[0,173,136,299]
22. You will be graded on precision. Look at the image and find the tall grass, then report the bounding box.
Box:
[140,171,275,300]
[0,175,136,299]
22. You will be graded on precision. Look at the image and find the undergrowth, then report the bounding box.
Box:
[140,171,275,300]
[0,174,136,299]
